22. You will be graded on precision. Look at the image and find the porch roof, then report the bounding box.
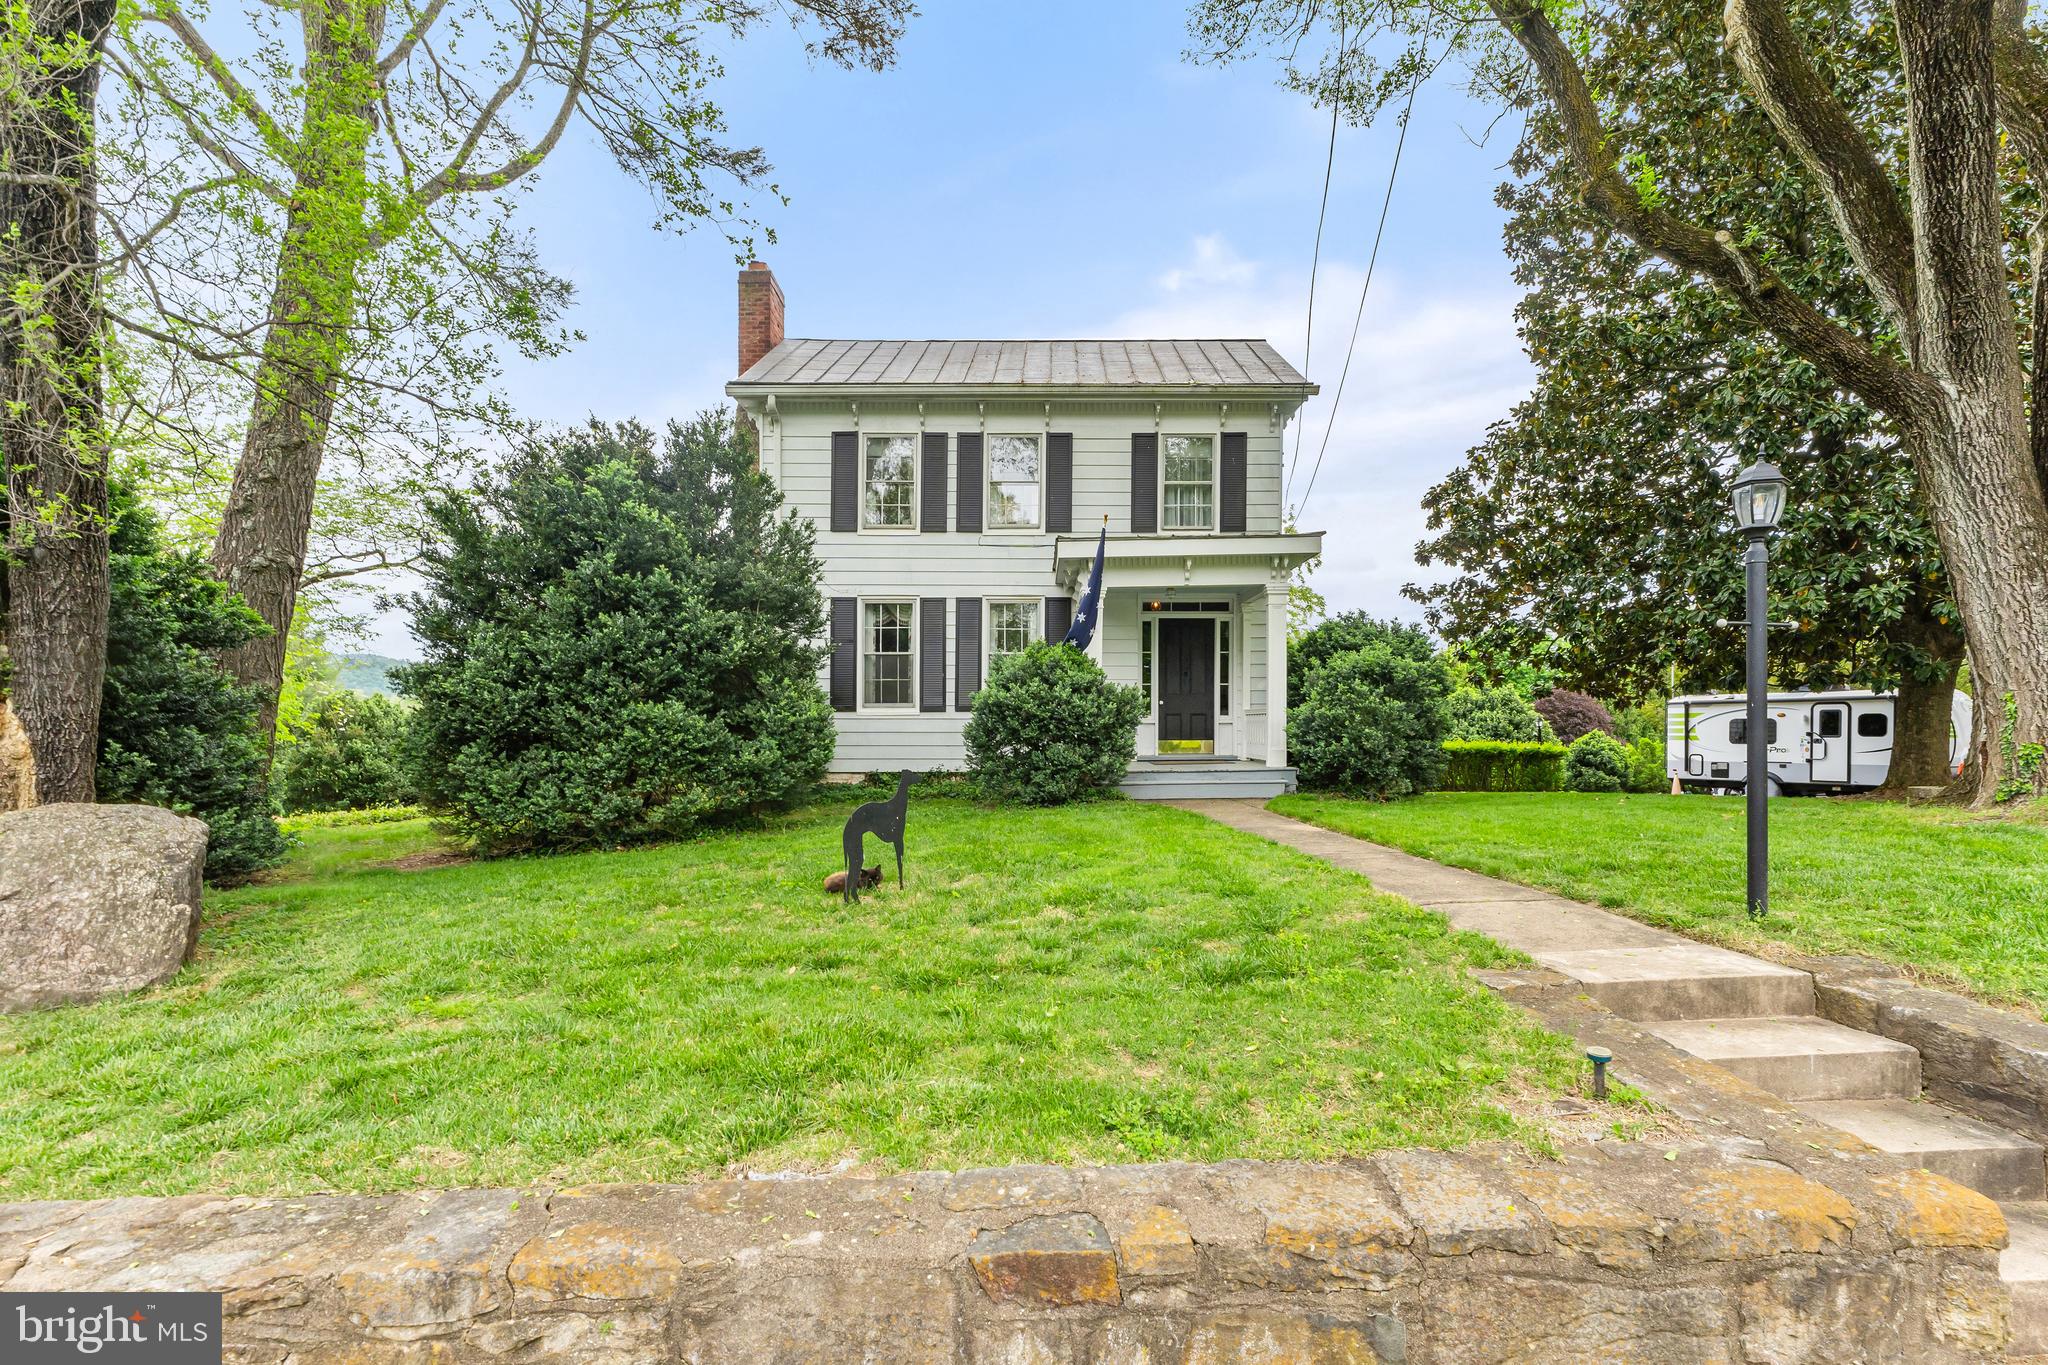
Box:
[1051,531,1323,591]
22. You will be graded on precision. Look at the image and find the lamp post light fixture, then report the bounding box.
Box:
[1731,460,1788,920]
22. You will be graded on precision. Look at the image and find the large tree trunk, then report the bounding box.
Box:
[1892,0,2048,803]
[0,0,117,805]
[208,0,380,749]
[1873,594,1965,795]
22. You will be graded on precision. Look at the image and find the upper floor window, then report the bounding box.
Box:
[863,600,914,706]
[864,435,917,529]
[987,435,1042,529]
[989,599,1040,669]
[1163,434,1214,531]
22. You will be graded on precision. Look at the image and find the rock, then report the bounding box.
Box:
[0,700,33,813]
[967,1213,1121,1307]
[0,802,209,1011]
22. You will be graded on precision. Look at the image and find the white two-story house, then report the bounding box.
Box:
[725,263,1324,798]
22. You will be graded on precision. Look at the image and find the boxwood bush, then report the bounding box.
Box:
[963,642,1149,804]
[1445,685,1552,742]
[1439,740,1567,792]
[1565,731,1633,792]
[403,413,836,851]
[1289,644,1452,797]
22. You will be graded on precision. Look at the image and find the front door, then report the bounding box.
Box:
[1157,619,1215,753]
[1809,704,1850,784]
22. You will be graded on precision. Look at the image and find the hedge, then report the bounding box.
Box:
[1438,740,1568,792]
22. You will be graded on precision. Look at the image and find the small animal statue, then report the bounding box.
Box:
[824,864,882,896]
[841,769,913,903]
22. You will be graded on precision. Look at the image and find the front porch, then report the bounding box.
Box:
[1118,756,1299,801]
[1054,530,1321,795]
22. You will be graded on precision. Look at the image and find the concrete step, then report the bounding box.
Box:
[1531,943,1814,1021]
[1641,1016,1920,1101]
[1798,1099,2048,1202]
[1121,765,1297,801]
[2005,1202,2048,1357]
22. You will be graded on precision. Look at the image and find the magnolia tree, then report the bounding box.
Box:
[1190,0,2048,801]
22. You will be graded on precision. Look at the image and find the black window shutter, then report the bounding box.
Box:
[1220,431,1247,533]
[1130,433,1158,533]
[1047,432,1073,533]
[829,596,857,711]
[955,598,982,709]
[830,432,858,533]
[921,432,948,533]
[1044,596,1072,643]
[919,597,946,712]
[956,433,983,533]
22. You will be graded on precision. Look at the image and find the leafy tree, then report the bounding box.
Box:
[1188,0,2048,803]
[1564,731,1632,793]
[96,491,286,878]
[1444,685,1550,742]
[1,0,116,802]
[403,412,833,851]
[1289,644,1453,796]
[1288,611,1434,709]
[963,642,1150,804]
[1533,690,1617,745]
[99,0,912,747]
[1397,0,1962,789]
[274,687,416,813]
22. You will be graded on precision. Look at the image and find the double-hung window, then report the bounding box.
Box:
[862,601,914,706]
[863,435,917,530]
[1163,434,1214,531]
[987,435,1042,529]
[988,600,1040,670]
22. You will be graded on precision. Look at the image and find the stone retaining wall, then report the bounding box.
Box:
[1809,955,2048,1151]
[0,1141,2011,1362]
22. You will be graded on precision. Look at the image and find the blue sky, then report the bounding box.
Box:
[367,1,1532,654]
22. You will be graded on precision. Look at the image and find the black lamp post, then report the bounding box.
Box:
[1731,460,1788,920]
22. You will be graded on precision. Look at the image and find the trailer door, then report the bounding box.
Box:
[1810,704,1850,784]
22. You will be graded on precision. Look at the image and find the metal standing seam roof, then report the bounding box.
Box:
[730,339,1314,390]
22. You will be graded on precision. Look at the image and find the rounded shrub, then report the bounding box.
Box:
[1445,685,1551,742]
[1288,612,1435,709]
[403,413,836,851]
[274,687,418,814]
[1564,730,1633,792]
[963,642,1149,804]
[1626,736,1668,792]
[1289,645,1453,797]
[1534,688,1617,744]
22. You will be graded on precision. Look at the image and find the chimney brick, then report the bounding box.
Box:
[737,261,785,378]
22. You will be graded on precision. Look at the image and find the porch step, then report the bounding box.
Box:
[1120,763,1297,801]
[1531,943,1814,1021]
[1642,1016,1920,1102]
[2006,1203,2048,1357]
[1797,1099,2048,1201]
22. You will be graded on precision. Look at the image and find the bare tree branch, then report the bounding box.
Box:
[1722,0,1918,351]
[131,6,291,148]
[378,0,452,76]
[1488,0,1938,425]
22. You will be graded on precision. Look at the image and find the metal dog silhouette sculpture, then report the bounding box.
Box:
[841,770,913,903]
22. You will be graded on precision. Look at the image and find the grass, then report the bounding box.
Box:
[1271,792,2048,1015]
[0,799,1576,1200]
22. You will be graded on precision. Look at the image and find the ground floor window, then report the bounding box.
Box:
[1218,619,1231,716]
[989,599,1039,669]
[863,600,914,706]
[1140,619,1153,695]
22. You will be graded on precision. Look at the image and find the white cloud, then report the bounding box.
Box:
[1098,236,1532,622]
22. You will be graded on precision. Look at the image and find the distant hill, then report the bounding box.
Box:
[335,653,411,697]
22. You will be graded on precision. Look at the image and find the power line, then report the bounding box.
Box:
[1286,31,1345,513]
[1297,58,1424,519]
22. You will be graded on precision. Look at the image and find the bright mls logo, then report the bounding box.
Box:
[6,1293,221,1362]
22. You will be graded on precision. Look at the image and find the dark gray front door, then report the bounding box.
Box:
[1157,619,1215,748]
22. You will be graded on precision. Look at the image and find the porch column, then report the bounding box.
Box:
[1265,581,1288,767]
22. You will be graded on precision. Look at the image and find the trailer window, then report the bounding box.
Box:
[1729,718,1779,744]
[1857,713,1889,738]
[1816,710,1844,738]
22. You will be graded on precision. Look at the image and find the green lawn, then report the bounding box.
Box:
[1272,792,2048,1014]
[0,799,1574,1199]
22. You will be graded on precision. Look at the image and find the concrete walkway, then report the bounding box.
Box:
[1174,798,2048,1358]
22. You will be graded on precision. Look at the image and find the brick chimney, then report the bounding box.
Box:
[737,261,785,377]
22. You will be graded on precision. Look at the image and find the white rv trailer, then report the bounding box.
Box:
[1667,688,1971,795]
